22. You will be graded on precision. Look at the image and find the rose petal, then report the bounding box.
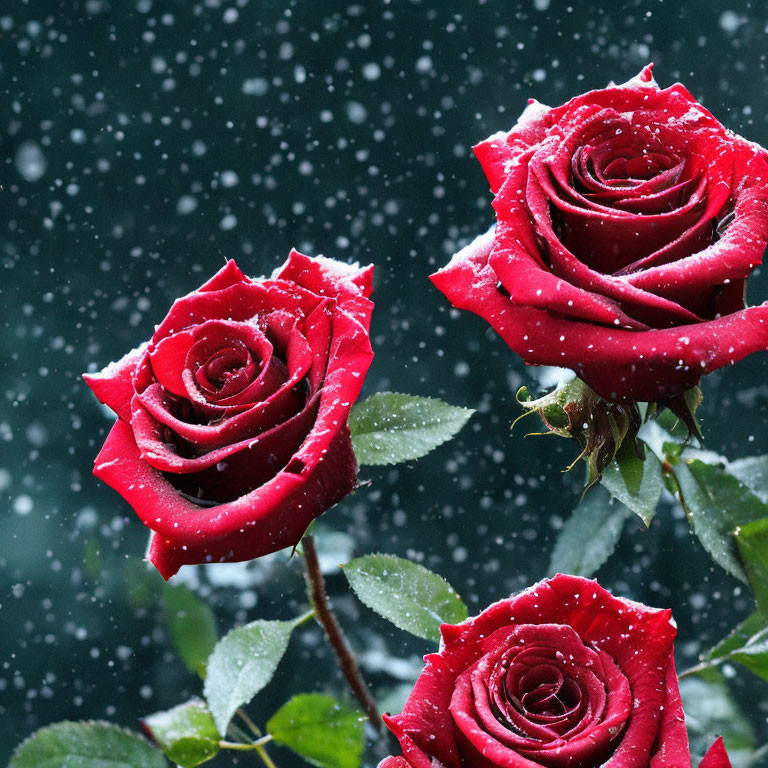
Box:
[505,162,707,327]
[431,230,768,401]
[455,625,630,763]
[136,317,315,451]
[152,280,317,342]
[473,100,552,194]
[135,379,304,453]
[490,245,649,330]
[646,660,690,768]
[83,343,148,422]
[698,738,732,768]
[275,248,375,330]
[197,259,249,292]
[93,417,358,579]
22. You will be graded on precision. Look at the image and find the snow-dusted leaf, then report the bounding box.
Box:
[9,721,166,768]
[141,699,219,768]
[548,488,631,578]
[728,455,768,504]
[349,392,474,466]
[704,612,768,682]
[344,553,467,642]
[204,617,301,735]
[600,441,663,526]
[671,458,768,583]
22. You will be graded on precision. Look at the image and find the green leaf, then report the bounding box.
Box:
[204,617,301,735]
[729,636,768,683]
[687,459,768,522]
[670,458,768,582]
[267,694,364,768]
[681,674,755,768]
[705,613,768,682]
[664,386,704,441]
[701,612,768,682]
[141,699,219,768]
[736,518,768,616]
[9,721,166,768]
[548,488,631,578]
[164,584,218,678]
[707,612,767,662]
[600,440,663,526]
[344,553,468,642]
[349,392,474,466]
[729,456,768,504]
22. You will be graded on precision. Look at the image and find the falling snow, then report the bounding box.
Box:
[2,1,768,764]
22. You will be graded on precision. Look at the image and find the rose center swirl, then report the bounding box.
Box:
[508,664,582,720]
[195,340,258,393]
[492,650,589,737]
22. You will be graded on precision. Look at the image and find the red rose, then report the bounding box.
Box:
[84,251,374,579]
[378,574,730,768]
[431,65,768,402]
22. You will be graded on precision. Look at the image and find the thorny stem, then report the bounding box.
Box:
[302,534,382,731]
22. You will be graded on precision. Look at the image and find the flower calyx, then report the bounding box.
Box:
[516,377,643,489]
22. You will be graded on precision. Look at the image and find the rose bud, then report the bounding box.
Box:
[378,574,732,768]
[432,65,768,406]
[84,251,374,579]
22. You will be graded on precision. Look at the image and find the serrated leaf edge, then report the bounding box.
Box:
[343,552,468,641]
[350,392,475,466]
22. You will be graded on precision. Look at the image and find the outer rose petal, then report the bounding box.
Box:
[432,231,768,401]
[82,342,148,422]
[151,279,313,342]
[275,248,375,331]
[647,660,690,768]
[474,100,551,194]
[276,248,374,298]
[94,418,358,579]
[698,739,732,768]
[197,258,249,292]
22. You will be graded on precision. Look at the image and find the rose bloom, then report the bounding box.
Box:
[432,66,768,402]
[84,251,374,578]
[379,574,731,768]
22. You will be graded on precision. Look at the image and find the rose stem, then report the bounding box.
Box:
[302,534,382,731]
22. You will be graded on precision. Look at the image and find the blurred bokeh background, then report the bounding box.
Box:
[2,0,768,763]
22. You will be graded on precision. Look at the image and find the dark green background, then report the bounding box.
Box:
[2,0,768,763]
